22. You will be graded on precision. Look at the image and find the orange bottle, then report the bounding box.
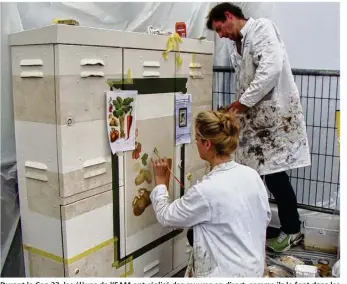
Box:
[175,22,187,38]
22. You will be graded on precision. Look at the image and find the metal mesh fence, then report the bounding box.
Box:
[212,66,340,214]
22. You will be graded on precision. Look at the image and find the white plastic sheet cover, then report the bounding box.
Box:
[1,3,22,166]
[1,163,20,272]
[1,2,218,166]
[1,2,276,165]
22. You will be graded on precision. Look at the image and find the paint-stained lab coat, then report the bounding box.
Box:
[150,161,271,277]
[230,17,311,175]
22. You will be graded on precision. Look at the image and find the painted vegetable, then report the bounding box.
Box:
[135,172,145,186]
[109,117,118,127]
[112,96,134,139]
[132,188,152,216]
[141,153,148,166]
[110,128,119,143]
[108,98,113,113]
[134,168,152,186]
[141,168,152,183]
[153,147,159,156]
[132,142,142,160]
[126,112,133,140]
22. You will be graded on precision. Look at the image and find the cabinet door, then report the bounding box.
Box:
[173,231,190,271]
[12,45,56,124]
[61,189,126,277]
[55,45,122,198]
[129,242,173,277]
[11,44,66,277]
[55,45,123,124]
[122,49,176,276]
[124,49,175,79]
[176,52,214,186]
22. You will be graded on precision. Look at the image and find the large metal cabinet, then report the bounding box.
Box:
[9,25,214,277]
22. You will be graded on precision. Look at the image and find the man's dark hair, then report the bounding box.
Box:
[206,2,245,30]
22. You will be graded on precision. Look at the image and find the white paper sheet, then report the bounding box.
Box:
[175,93,192,146]
[106,90,137,154]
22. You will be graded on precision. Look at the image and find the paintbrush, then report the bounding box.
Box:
[153,147,185,189]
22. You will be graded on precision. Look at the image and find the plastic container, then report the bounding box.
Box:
[332,260,340,277]
[303,216,339,254]
[317,259,330,277]
[295,265,317,277]
[175,22,186,38]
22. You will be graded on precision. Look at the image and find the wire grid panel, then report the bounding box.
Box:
[212,67,236,109]
[212,67,340,213]
[288,72,340,211]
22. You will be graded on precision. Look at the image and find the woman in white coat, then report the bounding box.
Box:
[150,110,271,277]
[206,2,311,253]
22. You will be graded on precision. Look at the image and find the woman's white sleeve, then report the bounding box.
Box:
[150,183,211,229]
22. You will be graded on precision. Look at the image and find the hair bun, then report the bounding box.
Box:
[217,111,240,137]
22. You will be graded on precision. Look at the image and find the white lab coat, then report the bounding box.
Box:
[230,17,311,176]
[150,160,271,277]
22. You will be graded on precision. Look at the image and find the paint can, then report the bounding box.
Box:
[175,22,187,38]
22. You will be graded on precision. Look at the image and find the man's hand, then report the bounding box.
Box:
[226,100,248,113]
[152,157,170,186]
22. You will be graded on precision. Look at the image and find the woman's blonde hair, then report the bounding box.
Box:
[195,110,240,157]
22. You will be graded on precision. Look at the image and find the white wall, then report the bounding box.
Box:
[215,2,340,70]
[271,2,340,70]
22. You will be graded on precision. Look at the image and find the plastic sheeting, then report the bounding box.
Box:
[1,2,277,166]
[0,163,20,272]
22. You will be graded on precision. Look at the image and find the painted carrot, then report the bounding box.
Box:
[126,111,133,140]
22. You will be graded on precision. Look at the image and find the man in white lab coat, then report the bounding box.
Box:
[206,3,311,252]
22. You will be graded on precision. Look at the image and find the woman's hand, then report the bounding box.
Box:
[152,157,170,186]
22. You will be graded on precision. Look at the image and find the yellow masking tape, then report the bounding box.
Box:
[120,257,134,277]
[52,18,79,25]
[24,237,114,265]
[175,54,183,68]
[163,33,183,69]
[106,69,133,87]
[125,68,133,84]
[112,238,133,273]
[24,237,134,276]
[24,245,64,263]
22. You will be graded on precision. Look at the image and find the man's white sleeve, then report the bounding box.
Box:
[239,20,284,107]
[150,183,211,229]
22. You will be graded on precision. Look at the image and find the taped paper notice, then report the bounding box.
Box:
[175,93,192,146]
[106,90,137,154]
